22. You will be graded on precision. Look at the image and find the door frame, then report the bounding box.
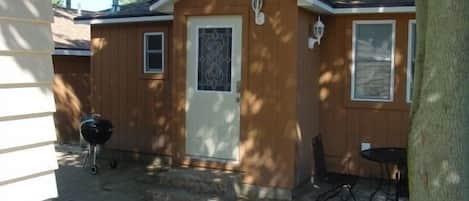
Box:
[172,7,249,170]
[185,15,242,163]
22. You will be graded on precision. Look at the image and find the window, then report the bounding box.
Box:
[407,20,416,103]
[351,20,395,102]
[144,32,164,73]
[197,27,233,92]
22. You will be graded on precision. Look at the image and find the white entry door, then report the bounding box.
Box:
[186,16,242,161]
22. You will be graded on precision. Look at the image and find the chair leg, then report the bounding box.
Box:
[315,184,357,201]
[395,171,400,201]
[316,185,342,201]
[345,185,357,201]
[322,187,343,201]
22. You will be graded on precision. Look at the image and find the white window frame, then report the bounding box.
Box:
[351,20,396,102]
[143,32,164,73]
[407,20,416,103]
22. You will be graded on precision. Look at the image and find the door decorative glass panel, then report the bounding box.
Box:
[197,28,233,92]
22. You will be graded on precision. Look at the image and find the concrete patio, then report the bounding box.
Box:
[50,145,408,201]
[50,145,165,201]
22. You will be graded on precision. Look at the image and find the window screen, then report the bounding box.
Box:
[407,22,416,102]
[352,22,395,101]
[144,33,164,73]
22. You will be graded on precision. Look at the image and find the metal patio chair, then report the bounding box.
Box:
[312,135,357,201]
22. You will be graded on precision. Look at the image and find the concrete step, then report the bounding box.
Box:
[144,187,228,201]
[154,168,241,196]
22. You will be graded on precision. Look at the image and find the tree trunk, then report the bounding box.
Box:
[408,0,469,201]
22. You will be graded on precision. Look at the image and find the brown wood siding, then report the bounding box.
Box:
[319,14,415,177]
[90,22,173,155]
[295,8,319,187]
[53,55,91,144]
[172,0,299,189]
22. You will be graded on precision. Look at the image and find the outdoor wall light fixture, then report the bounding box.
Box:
[308,16,325,49]
[252,0,265,25]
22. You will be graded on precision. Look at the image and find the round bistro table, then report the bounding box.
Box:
[360,147,407,201]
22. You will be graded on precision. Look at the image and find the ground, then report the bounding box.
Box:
[51,146,162,201]
[50,145,408,201]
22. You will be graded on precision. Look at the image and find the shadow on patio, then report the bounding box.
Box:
[294,178,408,201]
[51,144,408,201]
[50,144,165,201]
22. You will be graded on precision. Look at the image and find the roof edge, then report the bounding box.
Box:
[299,0,334,13]
[149,0,175,13]
[334,6,415,14]
[74,15,174,25]
[53,48,91,56]
[299,0,415,14]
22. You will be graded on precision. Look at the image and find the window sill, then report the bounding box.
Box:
[345,100,410,111]
[141,73,165,80]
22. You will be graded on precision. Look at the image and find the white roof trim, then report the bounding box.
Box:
[75,15,174,25]
[298,0,334,13]
[335,6,415,14]
[298,0,415,14]
[53,49,91,56]
[149,0,175,14]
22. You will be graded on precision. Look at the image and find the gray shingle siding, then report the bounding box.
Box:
[75,0,169,21]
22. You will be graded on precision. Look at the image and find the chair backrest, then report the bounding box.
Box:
[313,135,328,179]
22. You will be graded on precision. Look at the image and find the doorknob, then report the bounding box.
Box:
[236,80,241,93]
[236,81,241,103]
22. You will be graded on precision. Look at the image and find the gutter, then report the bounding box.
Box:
[75,0,414,25]
[334,6,415,14]
[297,0,415,14]
[53,49,91,56]
[74,15,174,25]
[298,0,334,13]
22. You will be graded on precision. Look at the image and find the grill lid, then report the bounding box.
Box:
[80,116,113,145]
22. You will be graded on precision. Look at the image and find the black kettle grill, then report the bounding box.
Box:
[80,115,117,174]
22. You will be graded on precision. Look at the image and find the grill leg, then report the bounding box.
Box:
[81,144,90,168]
[92,145,97,167]
[89,145,98,175]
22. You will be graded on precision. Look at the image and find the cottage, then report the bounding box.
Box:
[52,6,93,144]
[75,0,415,199]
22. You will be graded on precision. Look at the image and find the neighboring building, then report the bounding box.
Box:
[0,1,58,200]
[75,0,416,200]
[51,7,93,144]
